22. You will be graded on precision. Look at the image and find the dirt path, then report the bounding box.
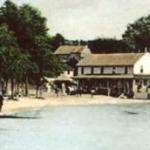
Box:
[2,95,150,114]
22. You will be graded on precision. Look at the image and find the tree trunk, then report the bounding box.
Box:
[1,80,4,96]
[0,77,2,94]
[35,75,41,98]
[11,78,14,99]
[36,84,39,98]
[16,81,20,96]
[4,79,8,96]
[25,76,29,96]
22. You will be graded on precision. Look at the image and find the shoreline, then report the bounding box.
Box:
[2,95,150,114]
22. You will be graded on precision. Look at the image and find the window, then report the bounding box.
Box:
[116,67,125,74]
[83,67,92,74]
[103,67,113,74]
[140,66,143,73]
[93,67,101,74]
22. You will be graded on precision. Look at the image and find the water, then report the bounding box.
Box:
[0,103,150,150]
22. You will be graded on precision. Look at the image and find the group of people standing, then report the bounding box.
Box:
[51,82,96,97]
[53,84,77,96]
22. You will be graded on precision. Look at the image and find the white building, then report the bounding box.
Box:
[75,53,150,99]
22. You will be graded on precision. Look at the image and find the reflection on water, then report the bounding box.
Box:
[0,114,38,119]
[124,111,138,115]
[0,103,150,150]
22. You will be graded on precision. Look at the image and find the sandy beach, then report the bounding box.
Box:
[2,94,150,114]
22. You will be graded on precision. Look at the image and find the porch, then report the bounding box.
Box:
[74,75,134,98]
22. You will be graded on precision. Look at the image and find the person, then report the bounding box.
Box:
[78,86,82,96]
[62,83,66,96]
[54,86,59,96]
[91,87,95,98]
[0,94,4,112]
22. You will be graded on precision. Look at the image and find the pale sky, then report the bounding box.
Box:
[0,0,150,40]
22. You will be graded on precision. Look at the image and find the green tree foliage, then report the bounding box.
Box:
[0,24,17,77]
[123,15,150,51]
[0,0,65,97]
[32,35,65,97]
[87,38,131,53]
[65,38,131,53]
[0,24,19,97]
[50,33,65,51]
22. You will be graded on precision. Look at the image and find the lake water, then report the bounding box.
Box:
[0,103,150,150]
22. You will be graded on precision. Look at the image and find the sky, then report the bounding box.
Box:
[0,0,150,40]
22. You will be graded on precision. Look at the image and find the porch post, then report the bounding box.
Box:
[132,79,136,94]
[107,80,110,96]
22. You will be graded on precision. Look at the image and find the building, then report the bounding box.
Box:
[74,52,150,99]
[55,45,91,76]
[55,45,91,68]
[53,45,91,93]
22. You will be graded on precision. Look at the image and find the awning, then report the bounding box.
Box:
[55,74,73,82]
[44,77,55,82]
[134,74,150,79]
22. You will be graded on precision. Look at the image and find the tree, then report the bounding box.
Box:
[87,38,130,53]
[0,1,65,98]
[123,15,150,52]
[0,1,48,50]
[50,33,65,51]
[12,53,38,96]
[0,0,20,45]
[32,35,65,97]
[0,24,18,97]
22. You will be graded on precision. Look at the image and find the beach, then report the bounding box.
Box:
[2,94,150,114]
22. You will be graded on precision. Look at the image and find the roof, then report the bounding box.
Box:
[44,77,55,82]
[73,75,134,79]
[77,53,144,66]
[55,74,72,81]
[54,45,87,54]
[134,74,150,79]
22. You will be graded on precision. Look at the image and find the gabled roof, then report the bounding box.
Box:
[54,45,87,54]
[77,53,144,66]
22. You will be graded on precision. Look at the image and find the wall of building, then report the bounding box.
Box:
[77,66,133,75]
[58,54,68,63]
[115,67,125,74]
[63,70,74,77]
[134,53,150,75]
[103,67,113,74]
[127,67,133,74]
[68,53,80,62]
[80,46,91,58]
[77,67,82,76]
[133,79,150,99]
